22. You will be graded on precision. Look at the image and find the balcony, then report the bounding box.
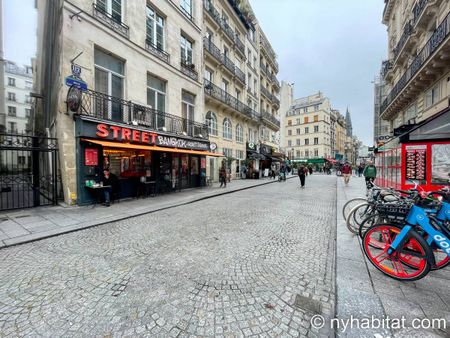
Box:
[180,61,199,81]
[260,85,271,99]
[393,21,413,62]
[203,0,221,27]
[203,38,222,64]
[261,110,280,130]
[220,19,236,44]
[272,96,280,108]
[412,0,440,29]
[145,40,170,64]
[381,59,393,80]
[260,35,279,72]
[222,54,235,75]
[235,66,245,84]
[204,80,255,120]
[381,11,450,118]
[77,89,208,139]
[92,3,129,38]
[235,35,246,58]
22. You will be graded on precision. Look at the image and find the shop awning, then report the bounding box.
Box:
[81,138,224,157]
[307,158,325,164]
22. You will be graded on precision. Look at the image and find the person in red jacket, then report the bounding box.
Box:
[341,162,352,186]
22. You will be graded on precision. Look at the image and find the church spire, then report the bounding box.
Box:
[345,107,353,137]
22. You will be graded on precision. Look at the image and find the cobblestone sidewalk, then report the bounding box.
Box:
[0,177,294,249]
[336,176,450,338]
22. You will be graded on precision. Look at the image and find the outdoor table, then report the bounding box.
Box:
[138,181,156,198]
[85,185,112,207]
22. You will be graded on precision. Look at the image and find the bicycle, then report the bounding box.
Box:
[362,190,450,281]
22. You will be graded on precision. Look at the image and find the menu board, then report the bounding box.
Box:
[405,145,426,180]
[85,148,98,166]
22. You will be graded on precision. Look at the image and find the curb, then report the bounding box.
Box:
[0,176,296,249]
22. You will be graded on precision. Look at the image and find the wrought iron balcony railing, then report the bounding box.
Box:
[261,110,280,128]
[180,61,199,81]
[222,54,235,74]
[260,85,272,100]
[235,35,246,57]
[203,0,221,26]
[412,0,428,26]
[145,40,170,64]
[78,89,208,139]
[220,19,236,43]
[381,11,450,114]
[272,96,280,107]
[92,3,129,38]
[235,66,245,84]
[381,59,392,77]
[204,80,255,119]
[393,21,412,61]
[203,37,222,63]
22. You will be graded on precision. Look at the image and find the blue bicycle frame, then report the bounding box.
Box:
[387,202,450,264]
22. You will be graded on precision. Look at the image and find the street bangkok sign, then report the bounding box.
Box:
[94,123,209,151]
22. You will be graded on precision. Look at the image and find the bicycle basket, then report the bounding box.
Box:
[375,203,412,221]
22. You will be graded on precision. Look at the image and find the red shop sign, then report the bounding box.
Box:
[85,148,98,166]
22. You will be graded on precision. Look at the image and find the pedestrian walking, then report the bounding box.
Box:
[363,160,377,190]
[298,164,306,188]
[219,165,227,188]
[308,165,313,175]
[358,164,364,177]
[341,162,352,186]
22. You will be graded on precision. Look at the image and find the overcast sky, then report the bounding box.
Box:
[250,0,387,145]
[4,0,386,145]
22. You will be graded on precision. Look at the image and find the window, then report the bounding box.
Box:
[314,125,319,133]
[25,109,31,117]
[223,148,233,158]
[236,89,241,101]
[181,34,193,65]
[180,0,192,18]
[288,140,292,147]
[248,28,255,42]
[223,118,232,140]
[96,0,122,23]
[7,92,15,101]
[425,84,440,109]
[8,77,15,86]
[206,111,218,136]
[247,73,252,91]
[296,128,301,135]
[236,124,243,143]
[302,107,307,113]
[94,48,125,120]
[314,105,319,111]
[25,81,32,89]
[247,50,251,64]
[314,149,319,157]
[296,139,300,145]
[305,150,309,158]
[8,122,17,133]
[314,137,319,145]
[296,150,300,158]
[305,127,309,133]
[296,118,300,125]
[146,6,165,51]
[222,79,229,92]
[182,91,195,135]
[254,80,257,93]
[287,120,292,126]
[147,74,166,128]
[405,102,417,122]
[25,95,32,103]
[236,150,244,159]
[8,106,16,117]
[314,115,318,122]
[305,138,309,145]
[248,128,253,143]
[205,68,213,83]
[304,117,308,124]
[288,130,292,136]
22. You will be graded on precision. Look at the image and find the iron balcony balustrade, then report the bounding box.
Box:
[203,37,222,63]
[393,21,413,62]
[222,54,236,74]
[204,79,255,120]
[180,61,199,81]
[260,85,272,100]
[145,40,170,64]
[380,11,450,115]
[235,66,245,84]
[234,35,246,58]
[412,0,440,28]
[77,89,208,139]
[203,0,221,27]
[412,0,428,26]
[381,59,393,79]
[92,3,129,38]
[272,95,280,107]
[220,19,236,43]
[260,35,279,71]
[261,110,280,129]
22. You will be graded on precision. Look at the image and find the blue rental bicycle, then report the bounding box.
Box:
[362,189,450,281]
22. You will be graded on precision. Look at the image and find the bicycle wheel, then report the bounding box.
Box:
[342,197,366,221]
[351,203,374,227]
[363,224,431,281]
[346,203,366,234]
[358,213,382,239]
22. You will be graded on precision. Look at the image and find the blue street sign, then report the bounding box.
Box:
[65,76,87,91]
[71,63,81,77]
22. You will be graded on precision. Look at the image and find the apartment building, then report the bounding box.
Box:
[35,0,219,205]
[285,92,332,163]
[279,81,294,153]
[373,75,391,145]
[202,0,280,180]
[4,61,33,134]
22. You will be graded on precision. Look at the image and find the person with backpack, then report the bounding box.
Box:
[298,164,306,188]
[341,162,352,186]
[363,160,377,189]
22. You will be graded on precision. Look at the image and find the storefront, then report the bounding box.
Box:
[75,117,221,205]
[375,108,450,191]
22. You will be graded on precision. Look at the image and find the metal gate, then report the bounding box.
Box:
[0,133,61,211]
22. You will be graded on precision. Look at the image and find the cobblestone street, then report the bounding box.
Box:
[0,176,336,337]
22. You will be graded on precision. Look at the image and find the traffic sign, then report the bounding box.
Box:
[65,76,87,91]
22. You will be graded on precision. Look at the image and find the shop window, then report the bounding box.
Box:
[236,124,243,143]
[103,149,151,179]
[146,5,165,51]
[206,111,218,136]
[146,74,166,129]
[223,118,232,140]
[94,48,124,121]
